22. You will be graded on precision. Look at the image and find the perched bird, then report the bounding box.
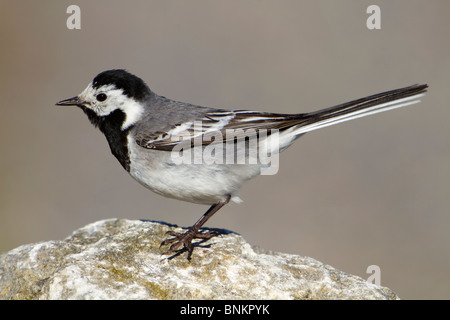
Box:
[56,69,427,259]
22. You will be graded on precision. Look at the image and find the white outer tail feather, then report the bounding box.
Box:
[293,93,425,136]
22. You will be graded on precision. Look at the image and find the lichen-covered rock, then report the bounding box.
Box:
[0,219,399,300]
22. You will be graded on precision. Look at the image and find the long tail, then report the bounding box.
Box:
[293,84,428,135]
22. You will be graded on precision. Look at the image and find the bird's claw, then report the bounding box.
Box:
[160,228,219,260]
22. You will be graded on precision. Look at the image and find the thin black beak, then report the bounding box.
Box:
[55,96,87,106]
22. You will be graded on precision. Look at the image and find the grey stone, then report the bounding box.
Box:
[0,219,399,300]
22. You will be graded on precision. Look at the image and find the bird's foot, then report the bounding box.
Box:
[160,228,219,260]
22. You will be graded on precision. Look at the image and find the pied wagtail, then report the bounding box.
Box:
[56,69,427,260]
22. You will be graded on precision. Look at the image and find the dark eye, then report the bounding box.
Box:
[96,93,107,102]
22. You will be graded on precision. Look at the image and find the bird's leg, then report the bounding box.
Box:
[160,195,231,260]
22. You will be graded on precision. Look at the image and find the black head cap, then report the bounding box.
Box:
[92,69,152,101]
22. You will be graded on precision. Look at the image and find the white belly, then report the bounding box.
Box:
[127,135,260,205]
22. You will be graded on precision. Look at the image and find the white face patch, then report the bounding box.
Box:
[118,97,144,130]
[78,83,144,130]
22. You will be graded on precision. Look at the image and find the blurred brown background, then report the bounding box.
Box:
[1,0,449,299]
